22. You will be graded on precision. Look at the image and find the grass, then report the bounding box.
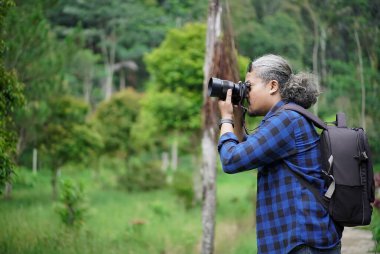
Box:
[0,166,258,254]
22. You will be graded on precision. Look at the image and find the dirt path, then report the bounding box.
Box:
[341,227,376,254]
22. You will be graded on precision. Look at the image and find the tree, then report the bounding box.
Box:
[138,22,248,151]
[40,96,103,199]
[68,48,102,105]
[48,0,177,100]
[47,0,209,101]
[0,0,24,195]
[3,0,80,168]
[91,88,142,158]
[201,0,243,252]
[201,2,222,252]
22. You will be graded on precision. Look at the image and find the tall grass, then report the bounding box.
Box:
[0,166,257,254]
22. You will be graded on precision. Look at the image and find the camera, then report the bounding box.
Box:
[207,77,248,105]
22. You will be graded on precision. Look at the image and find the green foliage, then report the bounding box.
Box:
[371,206,380,252]
[0,0,25,191]
[239,12,304,67]
[50,0,170,59]
[4,1,76,99]
[172,170,196,209]
[237,54,251,80]
[134,23,207,151]
[92,88,142,157]
[145,23,206,94]
[150,201,171,219]
[159,0,208,22]
[41,96,103,168]
[0,68,24,190]
[66,48,102,99]
[55,179,88,228]
[118,154,166,192]
[3,1,87,167]
[49,0,207,61]
[144,90,200,131]
[48,96,88,126]
[12,167,37,188]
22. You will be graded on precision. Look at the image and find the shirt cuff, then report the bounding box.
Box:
[218,132,239,152]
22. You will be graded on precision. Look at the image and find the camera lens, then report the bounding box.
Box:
[208,77,247,105]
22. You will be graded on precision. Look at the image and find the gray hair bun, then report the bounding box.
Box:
[280,73,319,109]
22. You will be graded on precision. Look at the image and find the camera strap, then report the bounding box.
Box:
[240,105,250,135]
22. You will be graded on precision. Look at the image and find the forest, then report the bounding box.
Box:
[1,0,380,253]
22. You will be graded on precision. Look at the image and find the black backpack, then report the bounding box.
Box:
[282,104,375,227]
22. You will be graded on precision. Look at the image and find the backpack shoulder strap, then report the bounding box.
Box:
[285,164,330,210]
[281,104,327,130]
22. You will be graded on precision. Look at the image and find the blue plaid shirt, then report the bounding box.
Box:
[218,101,342,254]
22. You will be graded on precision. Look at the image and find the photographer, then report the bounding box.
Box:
[217,54,342,253]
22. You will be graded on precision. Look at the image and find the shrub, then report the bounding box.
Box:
[92,88,142,157]
[172,170,196,209]
[12,167,37,188]
[118,155,166,192]
[372,172,380,251]
[55,179,88,228]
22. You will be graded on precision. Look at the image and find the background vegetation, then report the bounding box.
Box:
[1,0,379,253]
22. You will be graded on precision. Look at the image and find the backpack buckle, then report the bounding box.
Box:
[324,175,335,199]
[355,151,368,162]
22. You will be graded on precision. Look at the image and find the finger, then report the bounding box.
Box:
[225,89,232,103]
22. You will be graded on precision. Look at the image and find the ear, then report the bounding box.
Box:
[268,80,279,95]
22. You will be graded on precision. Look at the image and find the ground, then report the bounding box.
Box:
[341,227,375,254]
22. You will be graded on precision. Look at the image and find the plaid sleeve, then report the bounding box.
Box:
[218,111,297,174]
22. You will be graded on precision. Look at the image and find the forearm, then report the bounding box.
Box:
[233,116,246,142]
[218,89,246,140]
[220,121,245,141]
[220,121,234,137]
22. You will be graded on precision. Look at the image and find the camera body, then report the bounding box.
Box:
[207,77,248,105]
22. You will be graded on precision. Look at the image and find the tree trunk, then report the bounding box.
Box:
[161,152,169,172]
[3,181,12,200]
[320,25,327,86]
[364,26,378,71]
[104,66,114,100]
[15,127,26,164]
[83,76,92,105]
[201,127,218,254]
[101,32,117,101]
[171,138,178,172]
[354,26,366,130]
[201,1,241,253]
[51,167,60,200]
[119,69,126,90]
[201,1,222,253]
[304,1,320,115]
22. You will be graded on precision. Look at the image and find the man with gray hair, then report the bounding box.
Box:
[218,54,343,253]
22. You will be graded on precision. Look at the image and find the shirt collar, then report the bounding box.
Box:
[262,100,287,122]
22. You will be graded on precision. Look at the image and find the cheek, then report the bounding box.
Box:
[249,88,257,99]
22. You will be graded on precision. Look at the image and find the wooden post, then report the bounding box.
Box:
[33,148,38,175]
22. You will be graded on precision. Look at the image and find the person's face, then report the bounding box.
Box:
[244,71,274,116]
